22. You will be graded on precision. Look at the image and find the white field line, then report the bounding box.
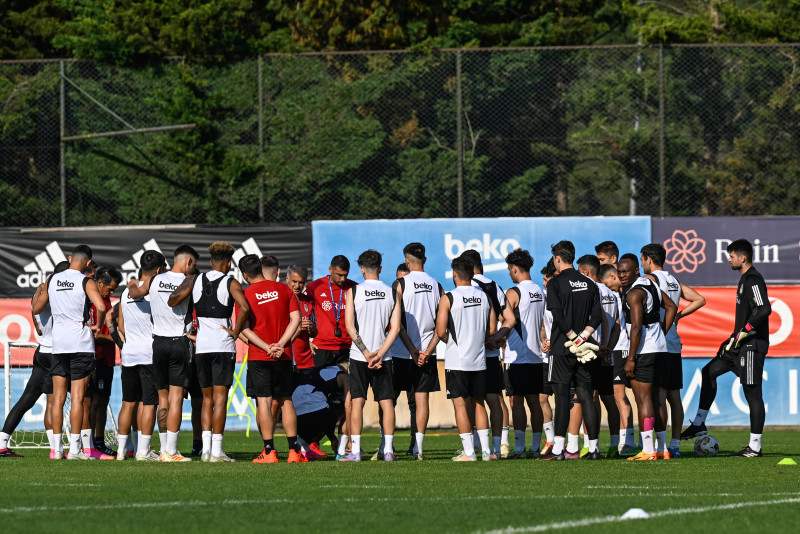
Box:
[481,495,800,534]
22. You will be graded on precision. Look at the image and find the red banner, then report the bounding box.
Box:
[1,298,248,366]
[677,286,797,357]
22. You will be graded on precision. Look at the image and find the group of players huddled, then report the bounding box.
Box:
[0,236,771,462]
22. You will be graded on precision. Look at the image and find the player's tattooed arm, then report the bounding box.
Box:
[167,275,195,307]
[353,333,369,354]
[127,276,153,299]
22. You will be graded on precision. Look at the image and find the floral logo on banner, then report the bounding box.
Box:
[664,229,707,273]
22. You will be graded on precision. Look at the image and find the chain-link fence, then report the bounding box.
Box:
[2,44,800,227]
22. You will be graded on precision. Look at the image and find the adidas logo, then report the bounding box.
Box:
[231,237,263,283]
[17,241,67,288]
[120,239,169,282]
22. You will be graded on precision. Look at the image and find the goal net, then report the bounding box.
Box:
[3,341,118,449]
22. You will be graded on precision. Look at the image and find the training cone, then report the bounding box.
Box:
[621,508,650,519]
[777,458,797,466]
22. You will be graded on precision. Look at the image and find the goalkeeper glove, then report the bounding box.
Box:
[576,346,598,364]
[725,325,755,351]
[565,329,599,355]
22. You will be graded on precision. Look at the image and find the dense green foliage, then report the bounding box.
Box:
[2,1,800,225]
[3,430,800,532]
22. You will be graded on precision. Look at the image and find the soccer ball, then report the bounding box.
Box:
[694,435,719,457]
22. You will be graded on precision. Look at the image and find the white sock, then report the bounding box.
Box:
[81,428,92,450]
[459,433,475,457]
[54,434,63,453]
[530,432,542,452]
[553,436,565,455]
[501,426,510,446]
[692,409,709,426]
[351,435,361,456]
[415,432,424,456]
[749,433,762,452]
[514,430,526,452]
[543,421,554,443]
[297,436,308,452]
[477,428,491,455]
[656,431,667,453]
[567,433,579,454]
[118,435,128,455]
[202,430,212,454]
[338,435,349,456]
[0,432,10,449]
[583,433,590,448]
[472,427,480,448]
[70,433,82,455]
[641,430,654,454]
[383,434,394,455]
[139,434,152,456]
[492,436,501,454]
[625,428,635,447]
[619,432,627,451]
[166,431,179,455]
[609,434,620,448]
[589,438,599,453]
[669,438,680,450]
[46,429,54,450]
[211,434,223,457]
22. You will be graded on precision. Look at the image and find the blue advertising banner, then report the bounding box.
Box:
[652,217,800,286]
[312,217,651,288]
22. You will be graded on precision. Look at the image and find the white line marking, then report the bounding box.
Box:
[481,495,800,533]
[29,483,97,487]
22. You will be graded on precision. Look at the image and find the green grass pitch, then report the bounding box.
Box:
[2,429,799,533]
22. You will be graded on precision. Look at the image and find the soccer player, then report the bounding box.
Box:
[493,248,547,459]
[538,259,559,456]
[293,366,347,459]
[598,263,637,455]
[577,255,622,457]
[461,249,511,459]
[391,243,443,460]
[82,266,122,460]
[286,265,317,372]
[116,251,166,461]
[436,256,497,462]
[304,255,357,368]
[339,250,403,462]
[595,241,619,267]
[618,254,677,461]
[0,261,70,458]
[32,245,107,460]
[681,239,771,457]
[236,254,305,463]
[127,244,198,461]
[168,242,250,462]
[640,243,706,458]
[539,240,603,461]
[261,255,281,282]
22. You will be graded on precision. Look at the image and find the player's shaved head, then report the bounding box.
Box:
[174,244,199,262]
[403,242,426,263]
[71,244,93,262]
[577,254,601,276]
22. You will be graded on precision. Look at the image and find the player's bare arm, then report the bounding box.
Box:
[434,293,451,343]
[625,289,645,377]
[31,276,51,314]
[676,281,706,321]
[659,289,678,334]
[272,310,301,357]
[31,285,43,335]
[488,288,517,348]
[376,290,404,360]
[228,279,250,339]
[126,276,153,299]
[167,275,195,307]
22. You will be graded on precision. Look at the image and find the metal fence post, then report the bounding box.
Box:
[59,60,66,227]
[456,50,464,218]
[258,56,265,223]
[658,44,666,217]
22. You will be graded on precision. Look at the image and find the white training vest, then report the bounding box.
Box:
[193,270,236,354]
[650,270,682,353]
[626,278,667,355]
[49,269,94,354]
[596,281,618,347]
[613,293,629,351]
[444,285,491,371]
[35,301,54,354]
[120,284,154,366]
[349,279,395,363]
[504,280,545,365]
[389,270,441,359]
[149,271,188,338]
[472,273,506,359]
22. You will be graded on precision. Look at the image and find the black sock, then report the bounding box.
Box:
[94,438,104,448]
[263,439,275,453]
[192,439,202,451]
[287,436,300,452]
